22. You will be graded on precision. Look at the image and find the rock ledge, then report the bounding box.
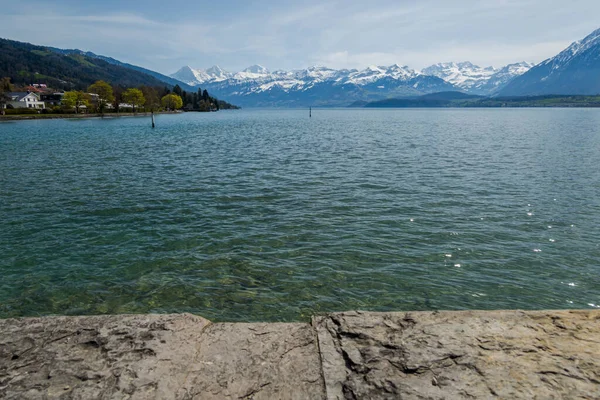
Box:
[1,310,598,399]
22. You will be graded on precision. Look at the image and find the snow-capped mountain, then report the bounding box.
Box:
[160,27,600,106]
[342,64,418,85]
[171,65,233,86]
[499,28,600,96]
[421,62,496,91]
[170,64,456,107]
[421,61,533,94]
[479,62,534,93]
[233,65,271,81]
[169,58,538,106]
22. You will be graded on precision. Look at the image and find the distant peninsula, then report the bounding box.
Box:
[351,91,600,108]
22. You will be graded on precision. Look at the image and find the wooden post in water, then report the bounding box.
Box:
[309,107,312,118]
[151,111,155,128]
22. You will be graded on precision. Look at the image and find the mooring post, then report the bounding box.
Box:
[151,111,155,128]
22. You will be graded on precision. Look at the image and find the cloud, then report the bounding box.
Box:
[0,0,598,74]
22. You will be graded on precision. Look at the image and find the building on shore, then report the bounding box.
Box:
[2,92,45,109]
[40,93,64,107]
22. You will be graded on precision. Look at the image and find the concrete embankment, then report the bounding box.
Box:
[1,310,598,399]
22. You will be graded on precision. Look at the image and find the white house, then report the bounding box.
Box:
[2,92,45,109]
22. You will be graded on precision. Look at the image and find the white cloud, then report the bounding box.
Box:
[0,0,599,74]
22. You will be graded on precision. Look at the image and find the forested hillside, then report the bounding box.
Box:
[0,38,173,90]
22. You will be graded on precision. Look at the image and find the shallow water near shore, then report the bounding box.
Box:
[1,109,599,321]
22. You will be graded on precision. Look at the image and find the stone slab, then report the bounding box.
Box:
[2,310,599,399]
[179,322,324,399]
[313,310,600,400]
[0,314,325,399]
[0,314,211,399]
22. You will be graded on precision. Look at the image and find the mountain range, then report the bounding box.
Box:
[2,27,600,107]
[170,61,533,107]
[168,27,600,107]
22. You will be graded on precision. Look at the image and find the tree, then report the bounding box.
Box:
[1,77,12,92]
[161,94,183,111]
[113,85,124,113]
[0,77,12,114]
[193,92,199,110]
[62,91,91,113]
[141,86,160,111]
[88,80,114,113]
[198,99,212,112]
[173,84,183,98]
[122,88,145,113]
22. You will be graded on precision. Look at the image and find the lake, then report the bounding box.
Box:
[1,109,599,321]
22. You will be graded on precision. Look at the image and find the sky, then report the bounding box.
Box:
[2,0,600,75]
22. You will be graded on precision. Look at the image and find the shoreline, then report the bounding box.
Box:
[0,111,180,121]
[1,309,598,399]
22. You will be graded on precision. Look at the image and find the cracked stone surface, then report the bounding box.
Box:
[179,323,325,399]
[0,314,212,399]
[313,310,600,400]
[1,310,599,399]
[0,314,324,399]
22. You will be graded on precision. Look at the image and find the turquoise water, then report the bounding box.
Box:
[1,109,599,322]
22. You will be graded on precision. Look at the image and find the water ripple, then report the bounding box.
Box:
[1,109,600,321]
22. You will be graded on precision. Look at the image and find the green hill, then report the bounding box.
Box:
[46,47,196,91]
[0,38,178,90]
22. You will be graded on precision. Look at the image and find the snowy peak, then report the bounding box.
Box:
[499,27,600,96]
[242,64,269,74]
[293,65,339,81]
[481,62,534,91]
[567,27,600,56]
[421,62,498,89]
[542,28,600,68]
[421,61,533,94]
[495,61,534,76]
[205,65,231,81]
[170,65,231,85]
[385,64,419,79]
[345,64,418,85]
[170,66,202,86]
[232,65,271,81]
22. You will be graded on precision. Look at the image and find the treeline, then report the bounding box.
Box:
[1,77,238,114]
[171,84,238,111]
[65,80,237,113]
